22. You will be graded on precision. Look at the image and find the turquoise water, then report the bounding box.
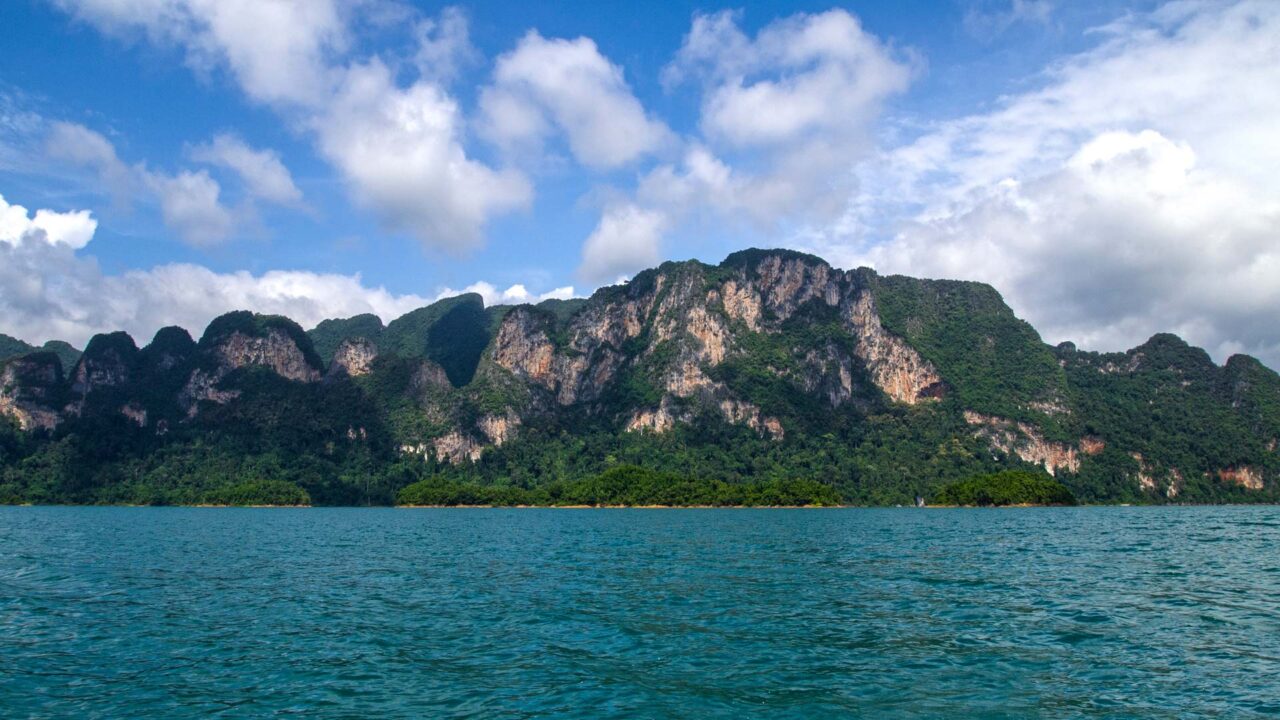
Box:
[1,507,1278,718]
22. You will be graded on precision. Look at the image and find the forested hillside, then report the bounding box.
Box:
[2,250,1276,505]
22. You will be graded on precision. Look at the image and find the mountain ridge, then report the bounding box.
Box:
[2,249,1276,505]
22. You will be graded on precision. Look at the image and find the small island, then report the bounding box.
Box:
[931,470,1077,507]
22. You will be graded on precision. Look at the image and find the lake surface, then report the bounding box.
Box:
[1,507,1278,719]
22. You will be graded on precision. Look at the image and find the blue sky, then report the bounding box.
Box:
[2,0,1279,368]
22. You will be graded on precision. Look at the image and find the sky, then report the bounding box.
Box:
[1,0,1278,367]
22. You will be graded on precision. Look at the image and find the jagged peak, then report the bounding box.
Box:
[145,326,196,354]
[81,331,139,360]
[1128,333,1215,371]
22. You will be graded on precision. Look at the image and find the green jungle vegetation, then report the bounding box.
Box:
[932,470,1077,507]
[397,464,841,507]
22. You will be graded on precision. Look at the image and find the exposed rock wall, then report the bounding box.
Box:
[179,370,242,416]
[626,398,684,434]
[329,338,378,377]
[477,411,521,447]
[963,411,1083,475]
[71,349,132,397]
[847,292,945,404]
[215,330,321,383]
[1218,466,1264,491]
[0,356,64,431]
[432,431,484,464]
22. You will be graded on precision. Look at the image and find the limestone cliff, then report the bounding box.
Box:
[0,354,64,431]
[329,338,378,378]
[964,411,1089,476]
[212,329,321,383]
[70,332,138,398]
[481,251,942,454]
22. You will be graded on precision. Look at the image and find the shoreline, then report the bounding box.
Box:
[3,502,1277,509]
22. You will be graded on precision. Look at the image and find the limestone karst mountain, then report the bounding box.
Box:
[2,249,1277,505]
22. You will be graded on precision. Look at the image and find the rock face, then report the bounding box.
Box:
[214,330,321,383]
[1218,466,1264,491]
[483,252,942,453]
[329,338,378,377]
[477,411,520,447]
[964,411,1083,476]
[432,431,484,464]
[71,333,138,397]
[847,291,944,404]
[179,369,242,415]
[180,325,321,415]
[0,354,64,431]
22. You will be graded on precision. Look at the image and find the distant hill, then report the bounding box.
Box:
[0,333,80,373]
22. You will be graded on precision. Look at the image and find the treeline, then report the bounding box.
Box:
[396,465,842,507]
[932,470,1076,507]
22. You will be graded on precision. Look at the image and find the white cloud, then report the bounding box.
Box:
[858,129,1280,365]
[143,169,234,247]
[0,239,430,347]
[480,31,671,169]
[0,196,580,347]
[867,0,1280,213]
[575,8,913,281]
[431,281,577,307]
[964,0,1054,41]
[315,60,531,252]
[0,193,97,249]
[189,133,302,206]
[666,9,913,147]
[54,0,345,107]
[47,122,237,246]
[54,2,529,253]
[578,204,667,283]
[413,5,477,84]
[45,121,136,201]
[807,0,1280,367]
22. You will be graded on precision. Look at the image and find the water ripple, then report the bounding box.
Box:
[1,506,1278,718]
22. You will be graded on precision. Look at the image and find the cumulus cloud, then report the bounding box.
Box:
[575,8,913,281]
[480,32,671,169]
[0,193,97,249]
[45,121,136,202]
[431,281,577,307]
[54,0,345,107]
[412,5,477,85]
[315,60,531,253]
[189,133,303,206]
[578,204,667,283]
[861,130,1280,363]
[53,1,528,253]
[810,1,1280,366]
[142,169,234,247]
[47,122,237,246]
[665,9,914,148]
